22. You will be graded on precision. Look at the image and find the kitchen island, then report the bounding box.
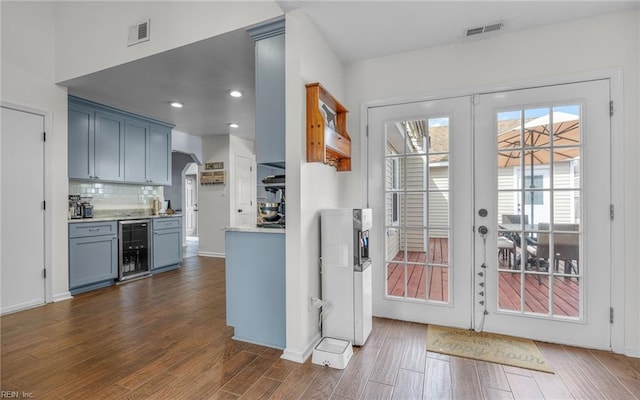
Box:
[225,227,285,349]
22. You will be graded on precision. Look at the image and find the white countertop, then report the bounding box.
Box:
[225,226,285,234]
[69,214,183,223]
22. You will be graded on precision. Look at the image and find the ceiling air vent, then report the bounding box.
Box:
[465,21,505,38]
[127,19,150,47]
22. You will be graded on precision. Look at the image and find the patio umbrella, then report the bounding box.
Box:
[497,111,580,225]
[497,111,580,167]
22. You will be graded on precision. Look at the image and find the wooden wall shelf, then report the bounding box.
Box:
[306,82,351,171]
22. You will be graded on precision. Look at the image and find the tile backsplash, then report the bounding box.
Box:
[69,181,164,211]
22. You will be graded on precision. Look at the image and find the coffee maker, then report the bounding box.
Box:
[69,195,82,219]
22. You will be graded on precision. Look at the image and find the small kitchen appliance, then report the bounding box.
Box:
[81,202,93,218]
[258,175,285,228]
[68,195,82,219]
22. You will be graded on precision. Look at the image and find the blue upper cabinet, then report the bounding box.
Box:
[69,96,173,185]
[94,110,125,181]
[69,102,124,181]
[124,120,171,185]
[248,19,285,167]
[147,123,171,185]
[124,119,149,183]
[68,102,94,180]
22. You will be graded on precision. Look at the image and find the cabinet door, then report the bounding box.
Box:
[68,102,94,179]
[255,33,285,165]
[124,119,148,183]
[147,124,172,185]
[94,110,125,181]
[69,234,117,288]
[153,229,181,269]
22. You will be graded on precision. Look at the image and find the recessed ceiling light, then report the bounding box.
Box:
[170,101,184,108]
[228,123,239,129]
[229,90,243,98]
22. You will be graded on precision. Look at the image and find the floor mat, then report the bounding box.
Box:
[426,325,553,373]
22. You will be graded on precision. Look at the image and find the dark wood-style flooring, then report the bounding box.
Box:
[2,256,639,399]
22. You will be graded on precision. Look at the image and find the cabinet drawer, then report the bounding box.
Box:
[69,221,117,238]
[153,218,181,230]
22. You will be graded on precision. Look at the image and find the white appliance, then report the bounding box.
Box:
[320,208,373,346]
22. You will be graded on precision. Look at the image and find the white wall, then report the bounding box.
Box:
[345,11,640,356]
[282,9,349,363]
[198,135,230,257]
[54,1,282,83]
[1,2,70,301]
[172,129,203,164]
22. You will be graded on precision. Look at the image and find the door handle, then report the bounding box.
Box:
[237,209,242,213]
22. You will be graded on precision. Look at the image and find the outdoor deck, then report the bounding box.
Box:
[386,238,580,317]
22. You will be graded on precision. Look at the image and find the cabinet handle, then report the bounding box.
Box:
[94,176,100,179]
[88,228,100,232]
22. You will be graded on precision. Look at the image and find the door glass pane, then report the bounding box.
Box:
[385,116,450,303]
[403,120,428,155]
[385,157,403,191]
[498,271,521,312]
[428,230,448,302]
[406,192,425,227]
[496,105,583,320]
[553,276,580,318]
[405,155,426,190]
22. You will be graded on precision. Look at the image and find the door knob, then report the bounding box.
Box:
[237,209,242,213]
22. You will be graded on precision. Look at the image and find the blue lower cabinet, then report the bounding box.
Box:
[152,217,182,272]
[69,222,118,294]
[225,230,285,349]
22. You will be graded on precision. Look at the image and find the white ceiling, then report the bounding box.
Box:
[60,1,639,140]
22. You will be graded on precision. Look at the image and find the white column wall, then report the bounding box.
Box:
[345,10,640,356]
[282,9,349,362]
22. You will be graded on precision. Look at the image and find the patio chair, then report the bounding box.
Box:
[501,214,538,269]
[535,223,579,284]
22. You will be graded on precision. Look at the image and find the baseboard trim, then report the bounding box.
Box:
[1,299,45,315]
[197,251,225,258]
[624,346,640,358]
[281,332,322,364]
[52,292,72,302]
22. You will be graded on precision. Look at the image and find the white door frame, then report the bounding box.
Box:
[361,68,625,354]
[1,101,53,309]
[181,162,198,246]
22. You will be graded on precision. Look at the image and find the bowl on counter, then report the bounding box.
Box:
[258,202,281,221]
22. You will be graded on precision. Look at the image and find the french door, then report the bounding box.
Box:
[367,80,612,349]
[475,80,611,349]
[368,96,473,328]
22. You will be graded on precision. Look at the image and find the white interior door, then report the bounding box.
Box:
[474,80,611,349]
[1,106,46,314]
[185,174,197,236]
[368,96,473,328]
[234,154,255,227]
